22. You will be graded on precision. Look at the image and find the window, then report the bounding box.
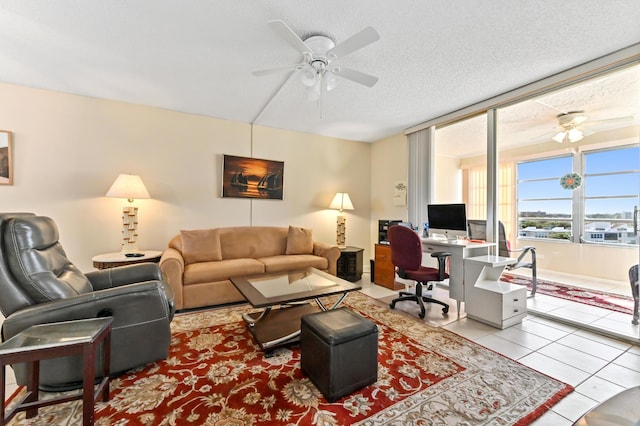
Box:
[583,146,640,245]
[516,156,573,241]
[515,146,639,245]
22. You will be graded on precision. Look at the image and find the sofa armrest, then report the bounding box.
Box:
[313,242,341,276]
[159,247,185,310]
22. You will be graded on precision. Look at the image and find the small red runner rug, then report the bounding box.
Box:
[502,273,635,315]
[6,292,572,425]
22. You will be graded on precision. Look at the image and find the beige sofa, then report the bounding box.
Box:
[160,226,341,310]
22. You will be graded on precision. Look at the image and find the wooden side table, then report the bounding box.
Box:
[336,246,364,282]
[0,317,112,425]
[92,250,162,270]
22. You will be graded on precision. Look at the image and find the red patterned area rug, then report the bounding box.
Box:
[502,273,635,315]
[6,292,572,425]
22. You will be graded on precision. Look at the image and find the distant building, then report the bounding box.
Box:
[518,222,637,244]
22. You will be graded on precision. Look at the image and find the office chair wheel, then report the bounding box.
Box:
[442,306,449,314]
[418,312,425,319]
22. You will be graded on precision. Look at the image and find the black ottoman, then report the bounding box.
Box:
[300,308,378,403]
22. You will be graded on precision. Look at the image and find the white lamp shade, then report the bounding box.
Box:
[105,174,151,201]
[329,193,354,212]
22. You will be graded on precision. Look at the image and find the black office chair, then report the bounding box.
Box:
[388,225,450,318]
[467,219,537,296]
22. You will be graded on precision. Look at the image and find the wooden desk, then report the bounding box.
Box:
[420,237,494,313]
[92,250,162,269]
[464,255,526,329]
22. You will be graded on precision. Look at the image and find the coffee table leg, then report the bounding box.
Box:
[242,307,272,327]
[315,292,348,311]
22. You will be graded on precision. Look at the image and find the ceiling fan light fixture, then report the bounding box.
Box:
[306,84,320,101]
[552,128,584,143]
[567,128,584,142]
[325,71,340,91]
[301,68,317,87]
[552,131,566,143]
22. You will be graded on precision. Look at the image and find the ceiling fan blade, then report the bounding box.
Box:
[252,63,305,77]
[327,27,380,60]
[332,66,378,88]
[580,127,595,136]
[587,115,636,126]
[267,20,312,55]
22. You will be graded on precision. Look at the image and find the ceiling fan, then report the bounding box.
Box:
[551,111,592,143]
[534,100,636,143]
[252,20,380,104]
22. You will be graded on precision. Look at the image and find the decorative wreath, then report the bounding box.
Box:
[560,172,582,190]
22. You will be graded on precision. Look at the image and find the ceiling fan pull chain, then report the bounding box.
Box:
[319,73,324,120]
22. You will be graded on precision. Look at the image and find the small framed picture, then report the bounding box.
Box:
[222,154,284,200]
[0,130,13,185]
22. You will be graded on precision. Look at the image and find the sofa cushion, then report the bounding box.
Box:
[259,254,329,273]
[183,258,265,285]
[219,227,288,259]
[180,229,222,264]
[286,226,313,255]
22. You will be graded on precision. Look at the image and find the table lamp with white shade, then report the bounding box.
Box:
[329,192,354,248]
[105,174,150,254]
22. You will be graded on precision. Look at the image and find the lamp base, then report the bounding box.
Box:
[120,206,140,254]
[336,215,346,248]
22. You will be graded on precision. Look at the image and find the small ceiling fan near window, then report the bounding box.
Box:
[534,100,636,144]
[252,20,380,108]
[551,111,592,143]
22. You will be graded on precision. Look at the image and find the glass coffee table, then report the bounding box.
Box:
[230,267,361,353]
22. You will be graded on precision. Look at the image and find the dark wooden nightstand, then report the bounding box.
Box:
[336,246,364,282]
[92,250,162,270]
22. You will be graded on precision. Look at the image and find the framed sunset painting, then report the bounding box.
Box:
[222,154,284,200]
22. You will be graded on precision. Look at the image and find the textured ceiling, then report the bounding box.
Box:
[437,64,640,157]
[1,1,639,142]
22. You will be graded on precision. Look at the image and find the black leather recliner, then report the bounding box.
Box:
[0,213,175,390]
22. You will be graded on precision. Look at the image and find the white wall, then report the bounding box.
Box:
[514,239,638,283]
[434,155,462,203]
[0,82,371,271]
[369,133,408,248]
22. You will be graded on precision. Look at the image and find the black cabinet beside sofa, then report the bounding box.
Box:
[336,246,364,282]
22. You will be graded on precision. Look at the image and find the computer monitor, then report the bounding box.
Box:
[427,203,468,240]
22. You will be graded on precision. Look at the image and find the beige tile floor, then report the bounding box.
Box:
[2,270,638,425]
[360,271,640,425]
